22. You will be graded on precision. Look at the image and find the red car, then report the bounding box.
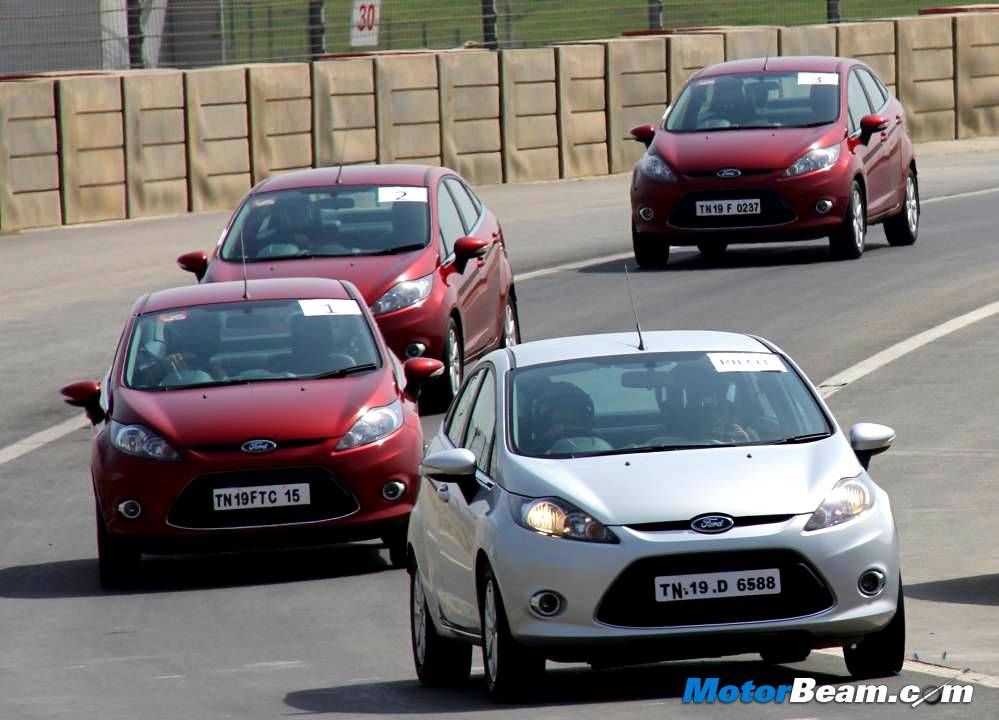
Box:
[177,164,518,406]
[60,277,443,588]
[629,56,919,267]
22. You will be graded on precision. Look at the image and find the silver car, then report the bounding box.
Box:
[407,331,903,701]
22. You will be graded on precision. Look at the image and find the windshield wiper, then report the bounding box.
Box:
[309,363,378,379]
[361,243,427,256]
[770,432,831,445]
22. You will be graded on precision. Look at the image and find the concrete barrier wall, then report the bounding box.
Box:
[895,15,956,142]
[602,38,668,173]
[313,58,377,168]
[557,45,609,179]
[779,25,837,56]
[500,48,559,183]
[59,75,126,224]
[955,13,999,139]
[248,64,313,184]
[375,54,441,165]
[0,80,61,231]
[837,22,897,95]
[667,34,725,99]
[123,72,188,218]
[185,67,251,212]
[438,51,502,185]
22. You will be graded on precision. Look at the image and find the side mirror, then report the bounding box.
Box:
[420,448,477,483]
[630,124,656,148]
[453,236,490,264]
[177,250,209,281]
[60,380,105,425]
[403,357,444,401]
[858,114,889,145]
[849,422,895,469]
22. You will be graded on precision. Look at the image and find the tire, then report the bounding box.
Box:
[844,584,906,679]
[500,295,520,348]
[383,526,408,569]
[410,568,472,687]
[697,242,728,257]
[480,567,545,702]
[632,223,670,269]
[96,508,141,589]
[884,169,919,247]
[829,181,867,260]
[760,648,811,665]
[422,318,463,413]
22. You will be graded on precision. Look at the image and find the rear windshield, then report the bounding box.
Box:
[666,71,841,132]
[124,299,380,390]
[220,185,430,261]
[509,352,830,458]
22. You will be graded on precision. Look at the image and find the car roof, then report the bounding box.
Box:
[698,56,847,77]
[508,331,773,368]
[138,277,353,314]
[254,164,440,193]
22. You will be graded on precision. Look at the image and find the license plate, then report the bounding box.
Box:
[654,569,781,602]
[212,483,311,511]
[695,199,761,216]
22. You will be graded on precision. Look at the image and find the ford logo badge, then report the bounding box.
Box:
[717,168,741,178]
[691,514,735,534]
[241,439,277,454]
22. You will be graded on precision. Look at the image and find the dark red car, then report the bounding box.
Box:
[630,56,919,267]
[60,277,443,588]
[177,165,517,406]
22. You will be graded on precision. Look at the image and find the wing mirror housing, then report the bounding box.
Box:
[177,250,209,281]
[421,448,477,484]
[630,124,656,148]
[859,114,889,145]
[453,236,490,264]
[402,357,444,401]
[60,380,105,425]
[849,422,895,469]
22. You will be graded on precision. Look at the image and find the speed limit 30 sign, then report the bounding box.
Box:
[351,0,380,47]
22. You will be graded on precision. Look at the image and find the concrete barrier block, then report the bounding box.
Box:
[895,15,956,142]
[185,67,251,212]
[667,34,724,100]
[955,13,999,138]
[779,25,837,56]
[313,58,377,168]
[58,76,126,224]
[375,54,441,165]
[837,22,897,94]
[0,80,62,231]
[557,45,608,179]
[439,51,502,184]
[248,63,313,184]
[720,27,780,60]
[123,72,188,218]
[501,48,559,183]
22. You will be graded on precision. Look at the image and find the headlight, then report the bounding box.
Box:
[638,153,676,182]
[335,399,404,451]
[370,274,433,316]
[803,476,874,531]
[110,420,180,461]
[514,497,618,543]
[784,143,841,177]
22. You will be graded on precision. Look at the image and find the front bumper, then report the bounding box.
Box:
[373,299,446,362]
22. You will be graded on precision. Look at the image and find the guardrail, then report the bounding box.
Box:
[0,14,995,232]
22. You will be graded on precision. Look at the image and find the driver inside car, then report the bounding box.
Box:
[160,312,224,386]
[531,382,612,455]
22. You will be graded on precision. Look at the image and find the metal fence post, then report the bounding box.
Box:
[648,0,664,30]
[826,0,841,24]
[482,0,498,50]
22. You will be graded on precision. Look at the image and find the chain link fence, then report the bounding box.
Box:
[0,0,980,74]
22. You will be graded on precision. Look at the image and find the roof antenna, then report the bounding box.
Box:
[239,225,250,300]
[334,127,351,185]
[763,53,769,72]
[623,262,645,351]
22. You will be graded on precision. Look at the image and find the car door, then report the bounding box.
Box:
[858,67,904,215]
[846,69,892,217]
[434,366,499,632]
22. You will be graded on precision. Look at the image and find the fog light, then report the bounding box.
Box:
[858,569,886,597]
[815,199,833,214]
[117,499,142,519]
[638,207,654,221]
[382,481,406,501]
[529,590,563,618]
[403,342,426,358]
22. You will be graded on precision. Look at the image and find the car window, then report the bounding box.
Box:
[437,182,465,258]
[857,68,887,110]
[446,370,484,445]
[444,178,480,233]
[462,370,496,471]
[847,71,874,133]
[465,184,483,214]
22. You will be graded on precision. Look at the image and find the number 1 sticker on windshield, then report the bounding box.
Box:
[708,353,787,373]
[377,186,428,203]
[298,299,362,316]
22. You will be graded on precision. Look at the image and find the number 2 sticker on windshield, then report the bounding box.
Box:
[797,72,839,86]
[377,186,428,203]
[708,353,787,373]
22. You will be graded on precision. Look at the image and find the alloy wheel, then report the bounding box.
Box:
[483,580,499,685]
[503,302,518,347]
[412,573,427,665]
[852,188,866,252]
[905,176,919,234]
[447,327,462,394]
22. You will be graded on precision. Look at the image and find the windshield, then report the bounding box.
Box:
[219,185,430,261]
[509,352,830,458]
[666,71,841,132]
[124,298,380,390]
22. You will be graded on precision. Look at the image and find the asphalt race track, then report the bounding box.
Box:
[2,138,999,719]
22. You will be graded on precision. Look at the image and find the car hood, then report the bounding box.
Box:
[204,248,438,305]
[503,436,862,525]
[654,126,837,174]
[112,372,396,448]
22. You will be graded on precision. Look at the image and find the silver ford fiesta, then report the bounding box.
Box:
[407,331,903,701]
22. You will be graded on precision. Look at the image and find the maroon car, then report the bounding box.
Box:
[178,165,517,406]
[60,277,443,587]
[630,56,919,267]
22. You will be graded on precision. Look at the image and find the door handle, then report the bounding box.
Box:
[436,483,450,502]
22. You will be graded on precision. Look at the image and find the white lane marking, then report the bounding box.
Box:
[514,251,634,282]
[0,415,89,467]
[818,299,999,398]
[816,648,999,689]
[922,185,999,205]
[241,660,303,670]
[155,674,184,680]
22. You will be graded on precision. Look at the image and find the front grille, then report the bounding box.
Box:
[596,550,834,628]
[167,467,359,529]
[627,514,795,533]
[669,190,796,229]
[684,169,775,178]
